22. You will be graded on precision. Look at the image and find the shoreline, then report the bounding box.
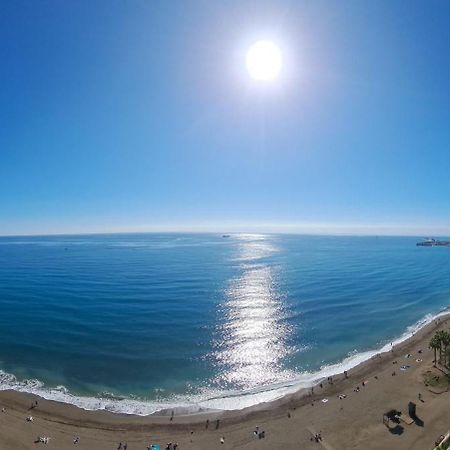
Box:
[1,311,450,449]
[1,308,449,418]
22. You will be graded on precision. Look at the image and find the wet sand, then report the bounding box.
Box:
[1,315,450,449]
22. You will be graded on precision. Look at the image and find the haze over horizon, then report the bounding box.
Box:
[2,221,450,238]
[2,1,450,236]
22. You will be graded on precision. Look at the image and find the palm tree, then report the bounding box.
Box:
[435,330,447,364]
[430,335,440,367]
[441,331,450,367]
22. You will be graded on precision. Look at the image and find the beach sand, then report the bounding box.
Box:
[1,316,450,450]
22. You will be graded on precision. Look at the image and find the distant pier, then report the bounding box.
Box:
[416,238,450,247]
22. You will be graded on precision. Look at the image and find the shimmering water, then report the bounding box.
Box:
[0,233,449,414]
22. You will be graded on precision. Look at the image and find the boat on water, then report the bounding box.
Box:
[222,234,231,238]
[416,238,450,247]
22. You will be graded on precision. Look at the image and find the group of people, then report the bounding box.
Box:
[311,431,323,443]
[253,426,266,439]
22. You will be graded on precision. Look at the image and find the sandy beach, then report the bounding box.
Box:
[1,315,449,450]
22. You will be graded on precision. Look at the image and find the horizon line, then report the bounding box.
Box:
[0,228,447,239]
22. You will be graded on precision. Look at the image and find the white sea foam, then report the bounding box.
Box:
[0,308,448,416]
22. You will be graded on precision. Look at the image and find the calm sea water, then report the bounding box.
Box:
[0,233,449,413]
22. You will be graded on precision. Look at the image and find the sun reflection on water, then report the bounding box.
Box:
[213,234,294,389]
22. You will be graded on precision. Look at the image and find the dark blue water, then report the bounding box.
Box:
[0,233,449,413]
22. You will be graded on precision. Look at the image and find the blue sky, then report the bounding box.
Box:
[2,1,450,235]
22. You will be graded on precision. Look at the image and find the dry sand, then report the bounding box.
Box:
[1,316,450,450]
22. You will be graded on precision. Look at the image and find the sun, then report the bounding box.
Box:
[246,40,282,81]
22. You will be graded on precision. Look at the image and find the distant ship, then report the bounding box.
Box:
[222,234,231,238]
[416,238,450,247]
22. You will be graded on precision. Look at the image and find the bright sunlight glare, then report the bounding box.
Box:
[246,40,282,81]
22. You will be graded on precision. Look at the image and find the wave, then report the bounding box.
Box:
[0,308,448,416]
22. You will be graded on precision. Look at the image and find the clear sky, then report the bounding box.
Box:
[2,1,450,236]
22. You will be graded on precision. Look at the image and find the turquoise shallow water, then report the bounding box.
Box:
[0,233,449,414]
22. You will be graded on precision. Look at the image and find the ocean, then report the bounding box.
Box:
[0,233,448,414]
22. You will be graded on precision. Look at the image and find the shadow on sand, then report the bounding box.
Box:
[408,401,424,427]
[388,424,404,435]
[411,414,424,427]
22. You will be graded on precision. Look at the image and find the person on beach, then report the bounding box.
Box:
[216,419,220,429]
[170,409,174,421]
[73,436,79,444]
[117,442,122,450]
[205,419,209,429]
[220,436,225,444]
